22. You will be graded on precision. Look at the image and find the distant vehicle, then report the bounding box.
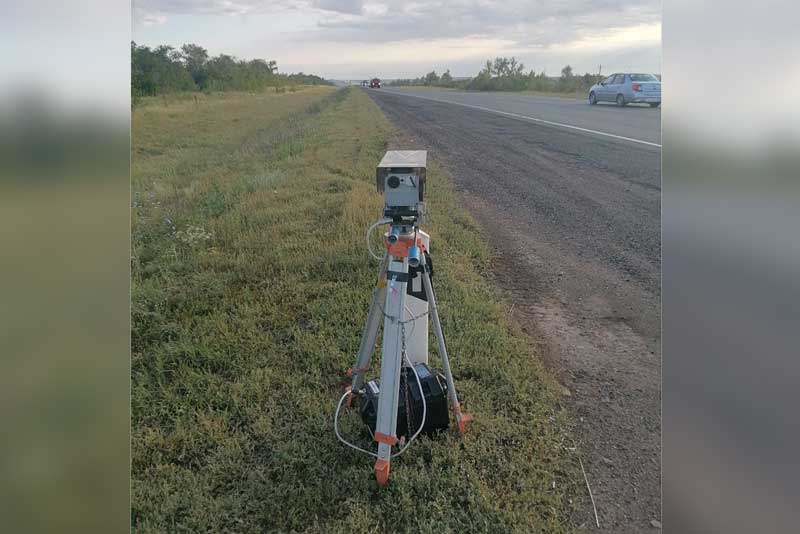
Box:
[369,78,381,88]
[588,73,661,107]
[361,80,368,87]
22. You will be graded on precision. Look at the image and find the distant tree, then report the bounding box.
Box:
[559,65,576,92]
[399,58,614,94]
[248,59,277,76]
[467,56,526,91]
[440,69,453,87]
[507,57,525,77]
[205,54,238,90]
[580,72,602,92]
[130,41,331,99]
[462,58,590,93]
[493,57,508,76]
[131,41,195,96]
[424,70,440,86]
[285,72,329,85]
[525,69,550,91]
[181,44,209,88]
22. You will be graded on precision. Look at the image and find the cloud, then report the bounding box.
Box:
[132,0,363,25]
[140,11,167,26]
[133,0,661,76]
[313,0,363,15]
[310,1,660,48]
[132,0,304,25]
[133,0,660,45]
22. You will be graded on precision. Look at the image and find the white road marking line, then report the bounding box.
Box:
[380,90,662,149]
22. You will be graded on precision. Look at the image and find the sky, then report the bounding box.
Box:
[132,0,662,80]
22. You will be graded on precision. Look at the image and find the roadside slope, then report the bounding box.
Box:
[131,88,581,532]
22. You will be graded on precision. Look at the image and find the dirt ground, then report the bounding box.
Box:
[370,90,662,532]
[465,193,661,532]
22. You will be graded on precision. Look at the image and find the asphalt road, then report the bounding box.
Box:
[366,88,661,532]
[377,87,661,146]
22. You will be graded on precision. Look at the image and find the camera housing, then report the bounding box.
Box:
[376,150,426,219]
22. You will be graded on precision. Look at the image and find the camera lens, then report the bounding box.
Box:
[387,175,400,188]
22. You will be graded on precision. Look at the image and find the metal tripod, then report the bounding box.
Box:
[345,230,472,486]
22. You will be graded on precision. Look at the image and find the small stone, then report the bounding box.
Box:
[601,456,613,465]
[561,386,572,397]
[650,519,662,529]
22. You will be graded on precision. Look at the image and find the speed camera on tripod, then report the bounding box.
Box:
[376,150,426,219]
[337,149,472,487]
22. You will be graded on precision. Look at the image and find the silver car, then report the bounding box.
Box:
[589,73,661,107]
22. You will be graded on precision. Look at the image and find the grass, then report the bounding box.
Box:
[131,86,581,532]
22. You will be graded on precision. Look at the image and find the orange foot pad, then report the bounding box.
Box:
[374,459,390,487]
[454,403,474,435]
[457,413,474,434]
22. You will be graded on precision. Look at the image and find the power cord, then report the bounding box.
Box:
[366,217,391,261]
[334,340,427,459]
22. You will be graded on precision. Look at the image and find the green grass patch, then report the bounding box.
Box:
[132,87,581,532]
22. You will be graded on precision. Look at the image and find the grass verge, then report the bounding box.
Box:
[132,87,581,532]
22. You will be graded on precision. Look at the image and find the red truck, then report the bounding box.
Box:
[369,78,381,88]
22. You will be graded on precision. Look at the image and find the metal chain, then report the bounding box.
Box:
[401,308,429,324]
[378,294,430,324]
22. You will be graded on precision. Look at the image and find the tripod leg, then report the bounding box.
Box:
[421,269,473,435]
[373,256,409,486]
[348,254,389,398]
